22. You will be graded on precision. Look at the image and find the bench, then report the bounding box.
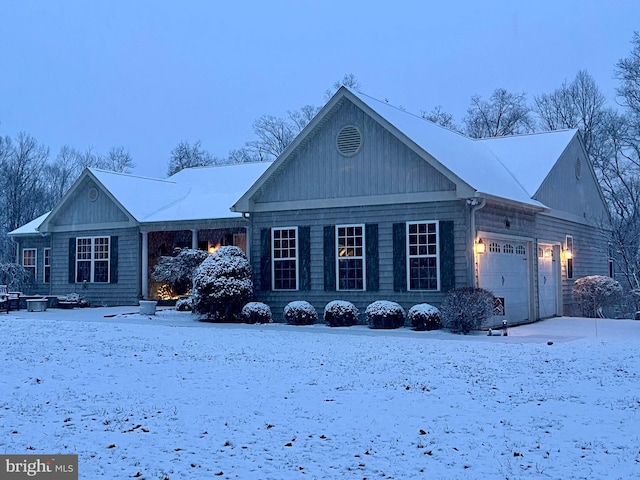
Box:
[0,285,20,314]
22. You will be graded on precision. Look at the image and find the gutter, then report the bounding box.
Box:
[468,197,487,287]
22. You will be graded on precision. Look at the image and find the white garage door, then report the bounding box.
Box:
[478,238,530,327]
[537,244,558,318]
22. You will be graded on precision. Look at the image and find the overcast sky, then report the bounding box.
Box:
[2,1,639,178]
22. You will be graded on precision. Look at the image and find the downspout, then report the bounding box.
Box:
[468,197,486,287]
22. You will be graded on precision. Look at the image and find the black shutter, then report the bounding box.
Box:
[260,229,272,291]
[393,223,407,292]
[365,224,379,291]
[439,220,455,292]
[299,226,311,290]
[110,236,118,284]
[68,238,76,284]
[323,226,336,291]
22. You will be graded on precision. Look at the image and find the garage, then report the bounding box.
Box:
[537,243,559,318]
[477,237,531,327]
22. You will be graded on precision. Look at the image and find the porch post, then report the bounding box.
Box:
[141,231,149,300]
[191,229,198,250]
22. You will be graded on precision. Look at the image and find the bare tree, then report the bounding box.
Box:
[167,140,215,176]
[324,73,362,100]
[103,146,135,173]
[421,105,459,131]
[616,31,640,117]
[464,88,534,138]
[534,70,606,156]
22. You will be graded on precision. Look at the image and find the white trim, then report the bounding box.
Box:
[43,247,51,284]
[22,248,37,281]
[336,224,366,291]
[405,220,440,292]
[271,226,299,291]
[76,236,110,283]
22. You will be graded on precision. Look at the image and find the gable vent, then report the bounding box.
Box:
[336,125,362,156]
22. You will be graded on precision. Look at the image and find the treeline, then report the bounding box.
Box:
[2,33,640,291]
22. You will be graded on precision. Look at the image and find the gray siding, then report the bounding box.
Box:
[15,236,52,294]
[534,139,609,224]
[53,177,130,227]
[50,227,141,306]
[256,100,456,203]
[250,201,469,322]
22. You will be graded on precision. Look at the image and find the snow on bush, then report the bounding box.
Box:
[573,275,623,318]
[408,303,442,331]
[441,287,494,334]
[192,246,253,322]
[366,300,405,329]
[0,262,33,291]
[175,297,193,312]
[324,300,359,327]
[241,302,272,324]
[151,248,208,296]
[284,301,318,325]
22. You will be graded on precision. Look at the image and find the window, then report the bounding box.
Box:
[565,235,574,279]
[336,225,365,290]
[43,248,51,283]
[22,249,37,281]
[76,237,110,283]
[407,222,439,290]
[272,228,297,290]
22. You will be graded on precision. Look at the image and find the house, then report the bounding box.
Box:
[231,87,611,325]
[8,162,271,305]
[10,86,611,325]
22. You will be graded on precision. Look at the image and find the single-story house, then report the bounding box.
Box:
[10,87,611,325]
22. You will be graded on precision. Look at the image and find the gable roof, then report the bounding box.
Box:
[234,87,580,212]
[20,162,272,235]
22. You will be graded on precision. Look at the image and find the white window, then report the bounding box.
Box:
[43,248,51,283]
[336,224,365,290]
[22,248,37,281]
[407,221,439,290]
[272,228,297,290]
[76,237,110,283]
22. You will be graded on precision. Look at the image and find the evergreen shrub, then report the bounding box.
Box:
[284,301,318,325]
[409,303,442,331]
[324,300,359,327]
[366,300,405,329]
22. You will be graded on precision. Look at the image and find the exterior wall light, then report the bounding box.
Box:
[475,238,486,254]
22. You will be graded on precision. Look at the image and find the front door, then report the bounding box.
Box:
[537,243,558,318]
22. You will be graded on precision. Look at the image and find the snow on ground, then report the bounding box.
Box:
[1,307,640,479]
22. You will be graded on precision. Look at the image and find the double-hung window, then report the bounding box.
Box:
[272,227,298,290]
[43,248,51,283]
[337,224,365,290]
[76,237,110,283]
[407,221,439,290]
[22,248,37,281]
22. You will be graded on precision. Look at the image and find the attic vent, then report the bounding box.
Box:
[575,157,582,179]
[88,187,98,202]
[336,125,362,156]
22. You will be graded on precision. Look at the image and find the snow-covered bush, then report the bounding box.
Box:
[284,301,318,325]
[0,262,33,291]
[192,246,253,322]
[573,275,622,318]
[440,287,494,334]
[241,302,272,324]
[324,300,359,327]
[366,301,405,329]
[152,248,208,296]
[409,303,442,331]
[175,296,193,311]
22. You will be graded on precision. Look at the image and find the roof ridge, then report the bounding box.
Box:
[90,167,177,184]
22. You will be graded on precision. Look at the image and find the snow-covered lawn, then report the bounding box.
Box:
[1,308,639,479]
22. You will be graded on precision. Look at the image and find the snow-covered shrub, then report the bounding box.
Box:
[284,301,318,325]
[366,301,405,329]
[440,287,494,334]
[192,246,253,322]
[573,275,622,318]
[324,300,359,327]
[409,303,442,331]
[176,297,193,311]
[152,248,208,296]
[0,262,33,291]
[241,302,272,324]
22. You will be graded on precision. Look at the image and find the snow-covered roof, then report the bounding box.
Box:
[477,129,578,197]
[351,90,556,208]
[92,162,272,223]
[8,211,51,236]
